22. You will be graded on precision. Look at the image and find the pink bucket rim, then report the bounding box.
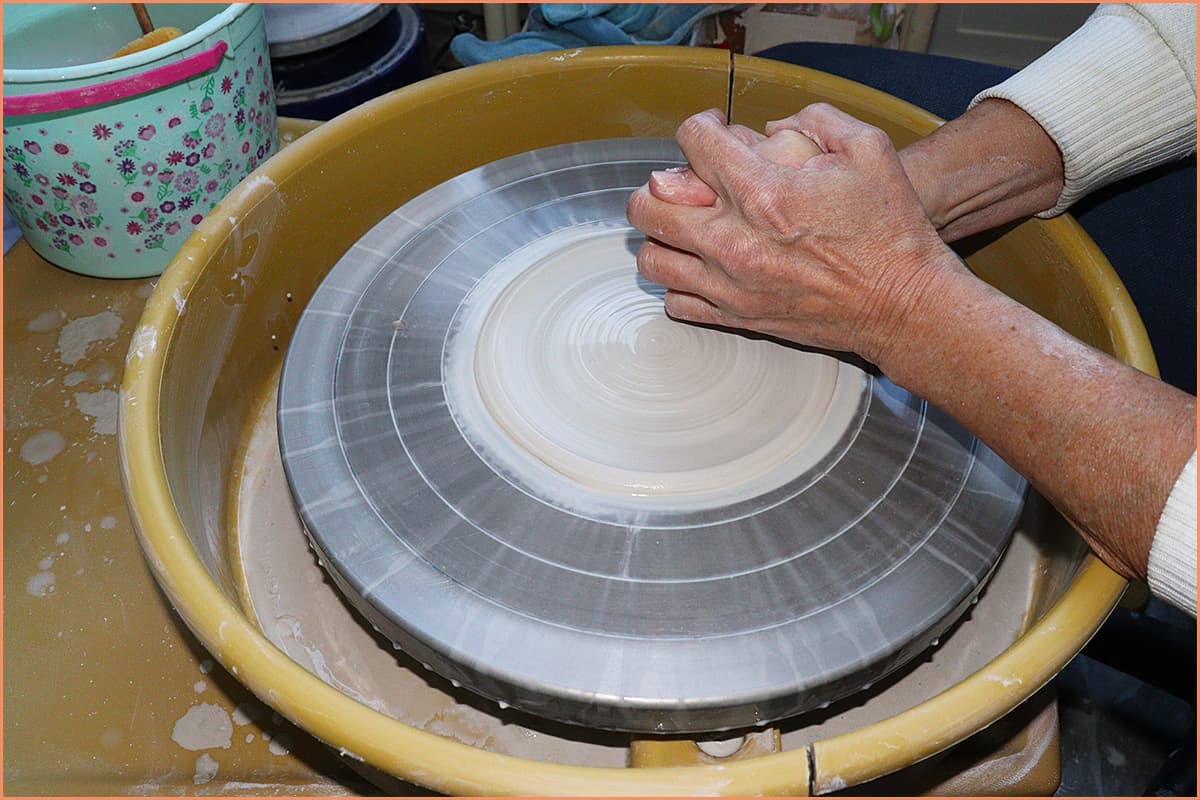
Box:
[2,3,247,86]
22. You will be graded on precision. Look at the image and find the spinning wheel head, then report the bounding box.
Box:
[278,138,1025,734]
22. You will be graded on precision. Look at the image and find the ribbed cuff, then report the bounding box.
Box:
[1148,452,1197,617]
[970,9,1196,216]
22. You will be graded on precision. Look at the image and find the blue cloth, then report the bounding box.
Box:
[450,4,727,67]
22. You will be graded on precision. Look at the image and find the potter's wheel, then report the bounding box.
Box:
[277,138,1027,734]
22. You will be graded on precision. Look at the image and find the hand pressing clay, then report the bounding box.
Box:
[648,128,824,208]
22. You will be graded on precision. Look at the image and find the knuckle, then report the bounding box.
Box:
[676,112,714,147]
[743,187,779,223]
[802,102,837,122]
[663,291,701,321]
[720,292,750,318]
[722,289,764,320]
[714,232,760,279]
[662,292,685,318]
[625,188,649,224]
[856,125,894,153]
[636,244,660,276]
[764,112,800,135]
[742,177,798,238]
[760,178,792,215]
[728,124,762,147]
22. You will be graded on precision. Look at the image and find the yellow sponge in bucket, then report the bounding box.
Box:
[108,26,183,60]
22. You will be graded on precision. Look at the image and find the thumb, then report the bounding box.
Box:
[649,129,824,206]
[765,102,886,159]
[647,123,767,207]
[754,129,823,168]
[649,167,719,207]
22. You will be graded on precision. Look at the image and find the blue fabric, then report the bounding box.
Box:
[759,43,1196,393]
[450,4,727,67]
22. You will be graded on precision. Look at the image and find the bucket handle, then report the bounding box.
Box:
[4,41,229,117]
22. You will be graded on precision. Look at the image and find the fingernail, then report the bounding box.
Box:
[650,169,685,185]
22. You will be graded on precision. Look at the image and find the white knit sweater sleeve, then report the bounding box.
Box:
[969,3,1197,216]
[1148,453,1197,616]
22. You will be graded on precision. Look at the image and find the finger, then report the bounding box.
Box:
[648,124,766,207]
[626,184,720,255]
[666,292,823,349]
[764,113,806,137]
[765,103,894,164]
[663,291,774,338]
[674,109,763,197]
[649,167,718,207]
[754,129,823,168]
[635,239,722,299]
[765,102,865,148]
[663,290,725,325]
[727,124,767,148]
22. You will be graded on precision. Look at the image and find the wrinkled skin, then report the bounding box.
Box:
[624,103,1197,593]
[626,105,965,365]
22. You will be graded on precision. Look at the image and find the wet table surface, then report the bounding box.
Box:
[3,237,380,795]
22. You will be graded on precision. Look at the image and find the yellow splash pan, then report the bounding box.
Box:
[120,47,1144,795]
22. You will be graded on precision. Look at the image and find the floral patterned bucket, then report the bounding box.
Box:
[2,4,277,278]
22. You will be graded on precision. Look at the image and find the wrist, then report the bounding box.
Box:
[898,99,1065,241]
[856,245,972,373]
[897,146,951,231]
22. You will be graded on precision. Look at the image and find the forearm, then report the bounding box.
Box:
[629,104,1195,583]
[870,255,1196,580]
[900,4,1197,238]
[898,99,1064,242]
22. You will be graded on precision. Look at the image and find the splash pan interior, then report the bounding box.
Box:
[122,47,1141,794]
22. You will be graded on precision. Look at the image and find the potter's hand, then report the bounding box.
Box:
[626,104,966,364]
[629,106,1198,607]
[645,100,1066,245]
[644,121,815,206]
